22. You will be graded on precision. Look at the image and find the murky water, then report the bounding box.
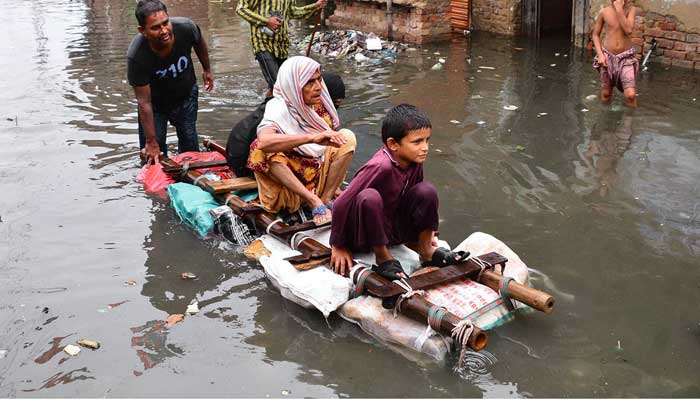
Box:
[1,0,699,397]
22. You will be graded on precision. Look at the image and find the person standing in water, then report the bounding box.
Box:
[127,0,214,164]
[236,0,326,96]
[592,0,639,107]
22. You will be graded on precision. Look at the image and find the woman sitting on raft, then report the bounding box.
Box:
[247,56,356,225]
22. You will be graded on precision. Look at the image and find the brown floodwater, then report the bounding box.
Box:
[1,0,699,397]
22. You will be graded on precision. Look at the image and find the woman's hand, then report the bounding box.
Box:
[310,130,347,147]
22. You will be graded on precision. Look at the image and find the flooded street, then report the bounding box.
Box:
[1,0,700,396]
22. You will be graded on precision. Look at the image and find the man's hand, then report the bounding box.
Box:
[613,0,624,11]
[310,130,346,148]
[144,141,161,165]
[315,0,327,9]
[267,16,282,31]
[331,246,353,276]
[203,70,214,92]
[597,53,607,68]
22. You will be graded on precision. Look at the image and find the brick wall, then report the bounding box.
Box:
[471,0,521,35]
[327,0,453,44]
[634,10,700,70]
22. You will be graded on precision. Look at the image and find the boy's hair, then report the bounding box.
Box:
[381,104,432,144]
[136,0,168,27]
[321,72,345,102]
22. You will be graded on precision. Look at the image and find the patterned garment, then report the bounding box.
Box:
[236,0,319,59]
[593,46,638,92]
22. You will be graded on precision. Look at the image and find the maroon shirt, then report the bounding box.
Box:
[330,147,424,248]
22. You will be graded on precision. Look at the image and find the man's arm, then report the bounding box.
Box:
[592,11,606,67]
[134,85,161,164]
[613,0,634,35]
[236,0,268,26]
[193,35,214,92]
[290,0,325,19]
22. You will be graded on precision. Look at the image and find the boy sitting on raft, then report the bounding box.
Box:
[592,0,638,107]
[329,104,466,280]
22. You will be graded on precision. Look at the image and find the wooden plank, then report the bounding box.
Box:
[204,177,257,194]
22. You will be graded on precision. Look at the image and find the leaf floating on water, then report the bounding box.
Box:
[503,105,519,111]
[166,314,184,328]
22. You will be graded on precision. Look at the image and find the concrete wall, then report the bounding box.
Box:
[589,0,700,69]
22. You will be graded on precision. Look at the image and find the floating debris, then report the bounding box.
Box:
[181,272,198,280]
[513,47,524,51]
[537,112,548,117]
[550,64,557,67]
[438,58,446,64]
[581,108,589,113]
[478,66,496,70]
[77,339,100,350]
[449,120,460,124]
[585,94,598,101]
[431,63,443,70]
[0,350,7,359]
[476,121,486,125]
[503,105,519,111]
[281,390,291,396]
[63,344,81,356]
[295,30,407,63]
[516,145,526,152]
[125,280,137,286]
[186,299,199,315]
[555,53,560,57]
[166,314,184,328]
[471,94,483,99]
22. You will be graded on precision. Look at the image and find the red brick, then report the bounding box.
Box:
[695,62,700,71]
[671,59,694,69]
[659,22,676,31]
[665,49,687,59]
[632,37,645,46]
[687,34,700,43]
[656,55,672,66]
[664,30,686,41]
[688,52,700,62]
[656,38,675,49]
[631,29,644,38]
[674,42,697,52]
[645,27,662,37]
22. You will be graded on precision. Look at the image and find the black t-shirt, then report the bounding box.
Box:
[127,17,201,112]
[226,97,272,177]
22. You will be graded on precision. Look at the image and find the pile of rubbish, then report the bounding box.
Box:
[296,30,409,63]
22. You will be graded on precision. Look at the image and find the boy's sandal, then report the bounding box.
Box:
[421,247,470,268]
[372,259,407,281]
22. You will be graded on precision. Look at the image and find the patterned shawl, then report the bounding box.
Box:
[257,56,340,159]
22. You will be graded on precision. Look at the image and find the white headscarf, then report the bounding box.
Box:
[257,56,340,159]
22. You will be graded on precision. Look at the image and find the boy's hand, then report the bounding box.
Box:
[613,0,624,11]
[597,53,607,68]
[315,0,327,9]
[331,246,353,276]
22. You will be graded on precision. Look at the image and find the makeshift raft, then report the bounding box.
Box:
[139,139,555,365]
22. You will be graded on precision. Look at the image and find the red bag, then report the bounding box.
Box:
[137,151,229,198]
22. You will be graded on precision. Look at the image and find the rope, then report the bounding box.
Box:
[427,305,448,331]
[499,275,516,311]
[192,174,207,187]
[392,279,425,317]
[180,162,190,176]
[349,266,372,298]
[452,318,475,366]
[265,218,284,235]
[290,231,307,250]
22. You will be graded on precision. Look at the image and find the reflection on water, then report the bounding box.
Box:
[1,0,700,397]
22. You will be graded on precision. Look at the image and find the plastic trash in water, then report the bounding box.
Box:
[64,344,81,356]
[585,94,598,101]
[503,105,519,111]
[537,112,548,117]
[354,53,368,62]
[186,299,199,315]
[550,64,557,67]
[366,37,382,51]
[431,63,443,70]
[439,58,446,64]
[181,272,198,280]
[450,120,460,124]
[77,339,100,350]
[476,121,486,125]
[581,108,589,113]
[478,66,496,70]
